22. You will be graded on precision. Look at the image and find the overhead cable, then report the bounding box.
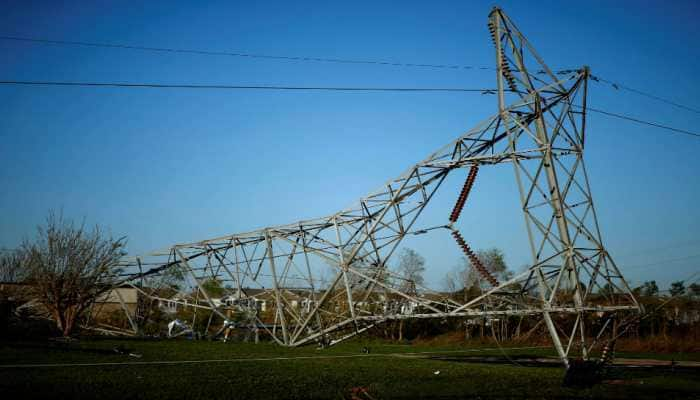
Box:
[0,80,497,93]
[586,106,700,139]
[3,34,699,115]
[0,35,494,71]
[1,79,698,139]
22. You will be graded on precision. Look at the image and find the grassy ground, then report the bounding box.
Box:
[1,338,698,399]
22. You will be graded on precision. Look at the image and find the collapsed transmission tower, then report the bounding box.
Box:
[100,7,640,366]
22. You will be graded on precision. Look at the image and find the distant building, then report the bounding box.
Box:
[91,285,139,318]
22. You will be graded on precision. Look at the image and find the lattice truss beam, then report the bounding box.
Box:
[98,7,640,364]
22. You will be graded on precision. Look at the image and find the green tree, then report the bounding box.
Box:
[200,278,225,298]
[669,281,686,297]
[477,248,510,281]
[640,280,659,297]
[599,283,615,296]
[461,248,511,290]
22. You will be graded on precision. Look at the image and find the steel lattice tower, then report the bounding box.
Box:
[98,7,641,366]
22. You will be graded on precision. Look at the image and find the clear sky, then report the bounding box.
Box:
[1,0,698,290]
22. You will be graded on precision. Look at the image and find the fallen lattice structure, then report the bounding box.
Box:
[95,7,641,367]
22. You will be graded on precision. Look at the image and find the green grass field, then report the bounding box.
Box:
[1,339,698,399]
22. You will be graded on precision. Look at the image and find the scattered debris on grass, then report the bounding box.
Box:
[348,386,376,400]
[112,345,141,358]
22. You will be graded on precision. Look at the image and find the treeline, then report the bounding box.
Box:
[372,248,700,353]
[1,212,697,354]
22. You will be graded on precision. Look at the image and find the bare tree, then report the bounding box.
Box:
[396,248,426,289]
[0,250,28,311]
[458,256,479,291]
[0,250,25,284]
[22,213,126,337]
[441,270,459,295]
[391,248,426,341]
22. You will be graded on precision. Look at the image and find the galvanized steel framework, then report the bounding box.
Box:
[102,7,640,365]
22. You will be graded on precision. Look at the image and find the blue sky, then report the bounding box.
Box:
[0,0,698,290]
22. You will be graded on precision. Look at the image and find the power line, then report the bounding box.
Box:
[1,79,698,139]
[586,106,700,139]
[0,35,495,71]
[592,75,700,115]
[0,80,496,93]
[4,34,700,116]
